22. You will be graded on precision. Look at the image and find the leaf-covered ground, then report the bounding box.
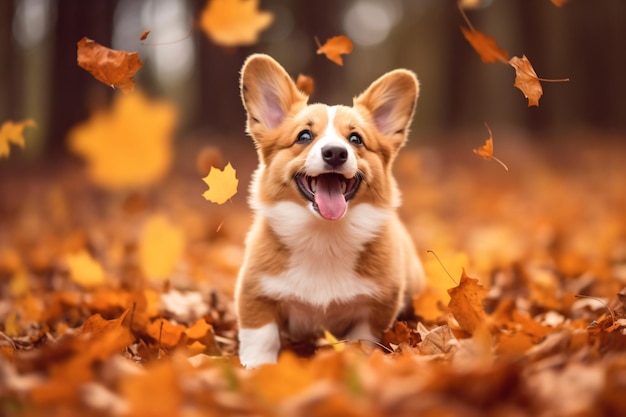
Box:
[1,134,626,417]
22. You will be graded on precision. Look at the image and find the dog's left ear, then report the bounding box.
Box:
[354,70,419,147]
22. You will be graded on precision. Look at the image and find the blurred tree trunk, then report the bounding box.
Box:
[48,0,118,155]
[0,2,16,122]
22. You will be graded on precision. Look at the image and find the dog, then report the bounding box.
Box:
[236,54,425,368]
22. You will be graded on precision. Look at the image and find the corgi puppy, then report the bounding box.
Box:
[236,54,425,368]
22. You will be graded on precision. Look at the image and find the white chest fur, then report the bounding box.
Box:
[256,201,391,309]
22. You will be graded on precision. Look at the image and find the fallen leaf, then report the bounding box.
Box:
[139,30,150,41]
[417,323,457,355]
[147,318,186,349]
[67,90,177,189]
[460,27,508,64]
[316,35,353,66]
[448,269,488,335]
[413,286,445,322]
[66,250,106,288]
[382,321,421,348]
[138,214,184,282]
[509,55,543,107]
[323,329,345,351]
[0,119,36,158]
[185,318,213,340]
[245,352,315,402]
[202,162,239,204]
[76,37,143,94]
[200,0,274,47]
[296,74,314,96]
[472,123,509,171]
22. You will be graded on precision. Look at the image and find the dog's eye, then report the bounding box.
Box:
[295,130,313,144]
[348,132,363,146]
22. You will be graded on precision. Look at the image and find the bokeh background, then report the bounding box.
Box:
[1,0,625,158]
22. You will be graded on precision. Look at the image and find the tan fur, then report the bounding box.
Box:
[236,54,425,365]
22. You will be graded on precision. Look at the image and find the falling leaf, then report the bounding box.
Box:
[138,215,184,282]
[550,0,568,6]
[296,74,314,96]
[139,30,150,41]
[0,119,36,158]
[473,123,509,171]
[509,55,543,107]
[67,90,177,189]
[200,0,274,47]
[460,27,508,64]
[448,269,488,335]
[316,35,353,66]
[76,37,144,94]
[66,250,106,288]
[202,162,239,204]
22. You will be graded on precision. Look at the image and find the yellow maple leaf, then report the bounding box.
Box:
[200,0,274,47]
[202,162,238,204]
[66,250,106,288]
[0,119,36,158]
[67,91,177,189]
[138,214,184,282]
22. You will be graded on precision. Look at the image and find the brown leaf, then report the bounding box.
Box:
[316,35,353,66]
[460,27,508,64]
[509,55,543,107]
[448,269,488,335]
[296,74,314,96]
[472,123,509,171]
[139,30,150,41]
[382,321,421,348]
[76,37,144,94]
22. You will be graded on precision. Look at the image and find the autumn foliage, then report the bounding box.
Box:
[2,1,625,417]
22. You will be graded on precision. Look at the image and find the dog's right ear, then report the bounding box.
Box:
[240,54,307,136]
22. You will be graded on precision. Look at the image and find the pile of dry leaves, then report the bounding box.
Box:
[1,135,625,417]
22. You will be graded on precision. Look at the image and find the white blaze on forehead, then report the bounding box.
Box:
[304,106,357,176]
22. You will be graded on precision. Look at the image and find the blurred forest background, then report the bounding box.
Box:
[0,0,625,158]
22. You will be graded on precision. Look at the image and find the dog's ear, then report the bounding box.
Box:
[354,69,419,148]
[240,54,307,135]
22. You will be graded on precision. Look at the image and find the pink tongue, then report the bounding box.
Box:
[314,175,346,220]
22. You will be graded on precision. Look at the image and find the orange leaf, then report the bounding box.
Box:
[67,90,177,189]
[200,0,274,47]
[509,55,543,107]
[296,74,314,96]
[76,37,144,94]
[447,269,488,335]
[139,30,150,41]
[0,119,36,158]
[147,318,186,349]
[472,123,509,171]
[550,0,568,6]
[202,162,239,204]
[316,35,353,66]
[66,250,106,288]
[138,214,184,282]
[460,27,508,64]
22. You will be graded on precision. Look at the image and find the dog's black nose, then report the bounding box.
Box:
[321,145,348,168]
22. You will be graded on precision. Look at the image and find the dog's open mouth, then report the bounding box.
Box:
[295,173,362,220]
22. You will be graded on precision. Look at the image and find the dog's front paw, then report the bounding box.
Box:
[238,322,281,368]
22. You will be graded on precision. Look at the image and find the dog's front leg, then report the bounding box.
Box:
[238,321,280,368]
[236,290,280,368]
